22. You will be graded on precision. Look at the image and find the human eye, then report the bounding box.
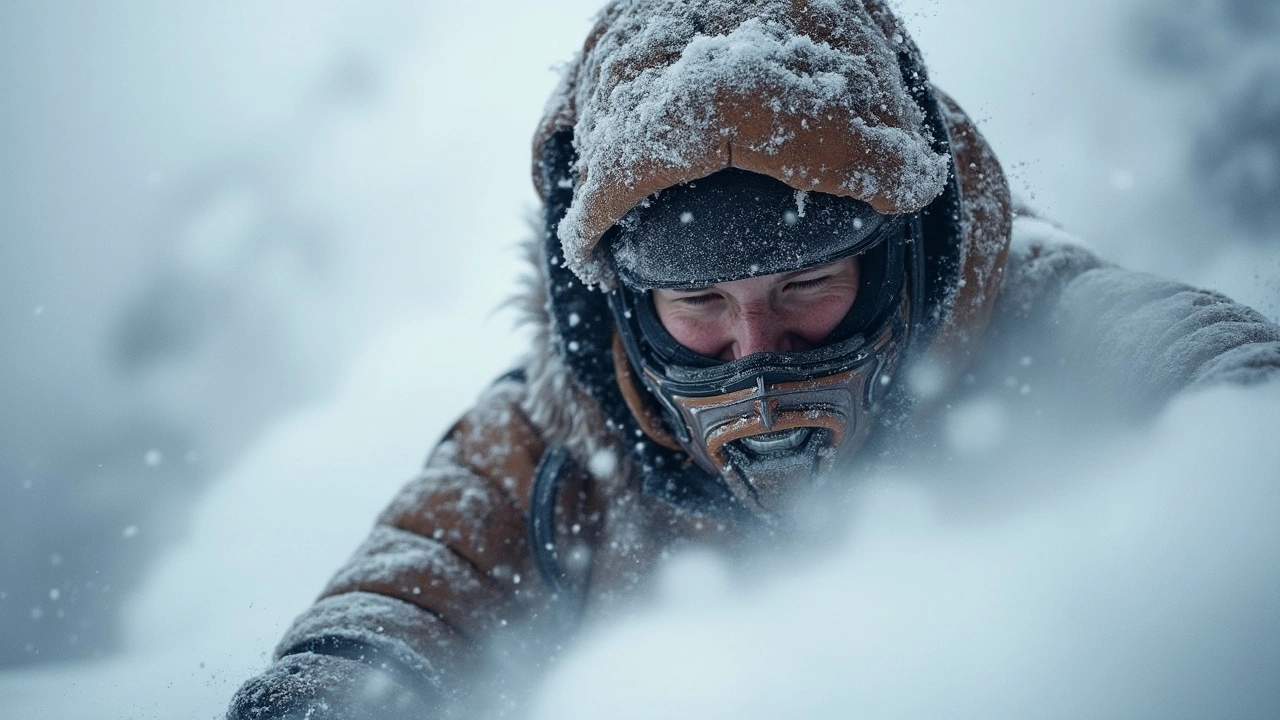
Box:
[677,292,720,307]
[654,288,723,313]
[785,275,831,292]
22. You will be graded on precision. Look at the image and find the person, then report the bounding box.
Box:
[227,0,1280,717]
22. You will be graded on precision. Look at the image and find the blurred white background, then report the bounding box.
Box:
[1,0,1276,717]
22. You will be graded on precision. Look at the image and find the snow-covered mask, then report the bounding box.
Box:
[606,169,920,517]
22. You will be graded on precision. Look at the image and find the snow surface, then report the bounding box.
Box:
[534,383,1280,720]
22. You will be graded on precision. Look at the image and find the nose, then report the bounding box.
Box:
[727,307,802,360]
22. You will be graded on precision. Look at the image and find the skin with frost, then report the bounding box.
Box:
[652,257,861,361]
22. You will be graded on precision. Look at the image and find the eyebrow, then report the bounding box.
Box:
[775,263,845,283]
[781,266,826,280]
[662,285,717,294]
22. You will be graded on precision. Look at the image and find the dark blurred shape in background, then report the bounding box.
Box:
[1132,0,1280,240]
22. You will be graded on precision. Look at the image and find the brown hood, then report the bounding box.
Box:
[532,0,1010,378]
[534,0,952,288]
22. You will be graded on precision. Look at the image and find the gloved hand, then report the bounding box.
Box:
[227,651,434,720]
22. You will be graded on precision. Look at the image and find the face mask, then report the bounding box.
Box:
[608,214,921,517]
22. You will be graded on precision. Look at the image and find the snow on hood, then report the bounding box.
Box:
[536,0,951,287]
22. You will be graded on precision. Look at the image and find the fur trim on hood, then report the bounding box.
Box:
[513,230,634,490]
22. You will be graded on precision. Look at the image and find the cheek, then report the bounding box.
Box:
[658,313,729,357]
[653,301,731,357]
[786,290,857,342]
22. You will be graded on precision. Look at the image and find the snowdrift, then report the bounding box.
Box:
[533,382,1280,720]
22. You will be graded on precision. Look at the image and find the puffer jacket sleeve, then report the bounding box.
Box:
[995,215,1280,410]
[227,376,556,719]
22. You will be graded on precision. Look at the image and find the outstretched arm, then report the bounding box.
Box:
[993,215,1280,412]
[227,378,554,719]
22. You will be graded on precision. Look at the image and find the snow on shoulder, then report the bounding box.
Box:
[539,0,951,286]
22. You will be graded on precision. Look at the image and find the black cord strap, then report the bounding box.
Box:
[529,446,573,594]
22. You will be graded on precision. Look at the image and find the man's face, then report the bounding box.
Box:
[651,257,861,360]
